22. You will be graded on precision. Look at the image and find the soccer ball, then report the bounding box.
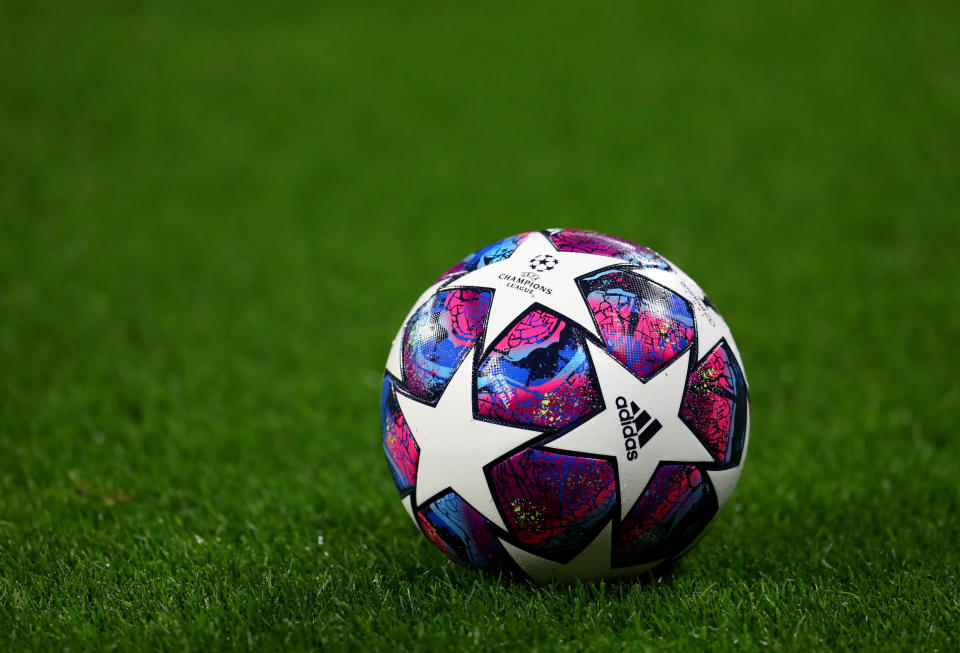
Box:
[380,229,749,581]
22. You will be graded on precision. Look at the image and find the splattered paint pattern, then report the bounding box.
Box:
[579,268,694,379]
[476,309,602,429]
[680,342,748,466]
[490,448,616,560]
[402,288,491,402]
[613,464,717,567]
[437,232,531,283]
[546,229,670,269]
[380,376,419,493]
[416,492,514,571]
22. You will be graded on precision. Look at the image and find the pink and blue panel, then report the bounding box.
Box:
[579,269,694,380]
[402,288,492,402]
[437,232,531,283]
[416,491,514,572]
[476,309,602,429]
[546,229,670,269]
[613,464,717,567]
[380,376,419,494]
[490,447,616,561]
[680,342,748,466]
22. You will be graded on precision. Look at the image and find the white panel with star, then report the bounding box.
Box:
[547,342,715,520]
[443,231,617,342]
[394,348,542,530]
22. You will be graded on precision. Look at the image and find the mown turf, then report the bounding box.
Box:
[1,0,958,650]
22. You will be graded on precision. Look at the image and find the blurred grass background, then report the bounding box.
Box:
[1,0,958,650]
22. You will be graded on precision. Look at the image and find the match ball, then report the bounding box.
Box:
[381,229,749,581]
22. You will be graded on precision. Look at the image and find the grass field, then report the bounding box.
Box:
[2,0,959,650]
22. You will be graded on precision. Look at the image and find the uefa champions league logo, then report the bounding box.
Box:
[497,257,558,295]
[529,254,558,272]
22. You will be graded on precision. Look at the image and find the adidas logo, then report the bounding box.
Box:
[616,396,662,461]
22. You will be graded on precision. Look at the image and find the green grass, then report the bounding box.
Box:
[2,0,959,650]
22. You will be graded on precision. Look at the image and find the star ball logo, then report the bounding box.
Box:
[529,254,558,272]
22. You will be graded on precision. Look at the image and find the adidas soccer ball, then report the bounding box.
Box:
[380,229,749,582]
